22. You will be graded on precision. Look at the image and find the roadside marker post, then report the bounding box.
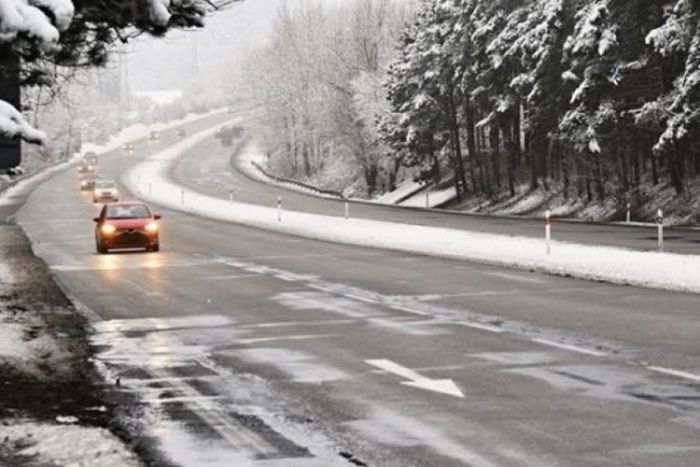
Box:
[344,200,349,219]
[229,189,234,203]
[180,189,185,206]
[425,190,430,209]
[277,196,282,222]
[626,202,631,223]
[657,209,664,251]
[545,210,552,255]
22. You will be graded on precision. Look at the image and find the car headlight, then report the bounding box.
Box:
[145,221,159,233]
[101,224,116,235]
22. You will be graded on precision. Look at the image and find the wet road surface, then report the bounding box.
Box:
[12,119,700,466]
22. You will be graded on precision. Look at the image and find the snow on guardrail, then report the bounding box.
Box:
[123,126,700,294]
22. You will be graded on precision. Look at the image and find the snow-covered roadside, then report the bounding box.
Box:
[399,184,456,208]
[125,127,700,294]
[374,179,424,204]
[1,421,140,467]
[0,109,227,207]
[0,228,142,467]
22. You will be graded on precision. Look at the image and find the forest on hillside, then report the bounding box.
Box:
[241,0,700,220]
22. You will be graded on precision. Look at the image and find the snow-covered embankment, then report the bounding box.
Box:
[124,126,700,294]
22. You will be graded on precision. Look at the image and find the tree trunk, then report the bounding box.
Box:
[465,100,478,192]
[489,125,502,192]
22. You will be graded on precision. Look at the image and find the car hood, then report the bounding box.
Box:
[104,218,152,229]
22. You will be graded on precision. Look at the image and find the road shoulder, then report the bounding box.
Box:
[0,221,143,466]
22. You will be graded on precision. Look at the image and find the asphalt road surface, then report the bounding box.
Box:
[172,134,700,255]
[12,118,700,466]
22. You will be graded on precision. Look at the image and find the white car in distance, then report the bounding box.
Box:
[93,180,120,203]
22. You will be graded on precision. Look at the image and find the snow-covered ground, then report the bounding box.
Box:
[125,126,700,294]
[374,180,424,205]
[0,239,141,467]
[2,421,140,467]
[399,184,456,208]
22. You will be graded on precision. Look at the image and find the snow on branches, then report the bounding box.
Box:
[0,99,45,143]
[0,0,221,143]
[0,0,74,48]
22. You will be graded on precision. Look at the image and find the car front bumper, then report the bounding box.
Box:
[100,230,158,249]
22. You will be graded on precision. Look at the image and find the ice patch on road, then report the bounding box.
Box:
[507,363,700,428]
[235,347,348,383]
[273,291,442,336]
[346,407,509,467]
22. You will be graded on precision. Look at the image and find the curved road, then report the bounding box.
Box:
[171,134,700,255]
[11,118,700,467]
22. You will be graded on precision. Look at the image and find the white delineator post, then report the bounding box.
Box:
[657,208,664,251]
[180,189,185,205]
[229,189,234,203]
[545,210,552,255]
[277,196,282,222]
[344,200,349,219]
[626,202,631,223]
[425,190,430,209]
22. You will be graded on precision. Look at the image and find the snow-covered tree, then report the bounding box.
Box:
[0,0,232,143]
[240,0,410,197]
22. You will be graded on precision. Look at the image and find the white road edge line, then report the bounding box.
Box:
[647,366,700,383]
[531,338,607,357]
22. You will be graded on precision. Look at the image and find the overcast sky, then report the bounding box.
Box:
[127,0,339,92]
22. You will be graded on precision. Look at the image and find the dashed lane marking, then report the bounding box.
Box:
[531,338,607,357]
[233,333,339,345]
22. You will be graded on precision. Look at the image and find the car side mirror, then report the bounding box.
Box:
[93,217,100,223]
[154,214,162,220]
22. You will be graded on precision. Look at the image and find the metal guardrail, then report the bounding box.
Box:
[250,161,344,199]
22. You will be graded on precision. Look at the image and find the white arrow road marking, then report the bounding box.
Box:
[366,359,465,398]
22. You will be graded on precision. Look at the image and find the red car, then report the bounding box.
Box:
[94,201,161,254]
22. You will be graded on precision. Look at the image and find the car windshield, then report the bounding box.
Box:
[96,181,116,189]
[105,204,150,219]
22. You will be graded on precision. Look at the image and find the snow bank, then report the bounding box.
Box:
[124,126,700,294]
[2,420,140,467]
[400,184,456,208]
[375,179,424,204]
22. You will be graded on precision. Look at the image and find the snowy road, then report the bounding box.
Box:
[12,118,700,466]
